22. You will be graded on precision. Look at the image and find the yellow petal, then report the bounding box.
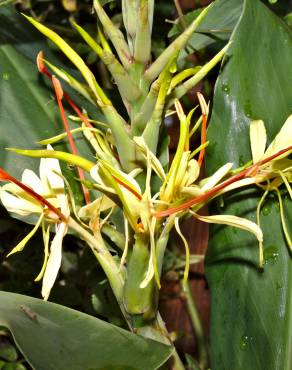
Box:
[78,197,114,220]
[264,115,292,159]
[250,120,266,163]
[200,162,233,191]
[41,221,67,300]
[174,217,190,283]
[35,224,51,282]
[193,213,263,242]
[7,214,43,257]
[0,190,42,216]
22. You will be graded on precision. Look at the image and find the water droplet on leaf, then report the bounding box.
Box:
[221,82,230,93]
[262,205,271,216]
[2,72,10,81]
[240,335,249,351]
[264,245,279,265]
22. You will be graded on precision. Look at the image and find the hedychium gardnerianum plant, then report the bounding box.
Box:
[2,1,292,369]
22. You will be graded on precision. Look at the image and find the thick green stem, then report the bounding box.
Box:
[68,218,124,300]
[101,105,136,171]
[181,279,208,369]
[136,312,186,370]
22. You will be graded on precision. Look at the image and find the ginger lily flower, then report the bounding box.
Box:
[249,115,292,177]
[0,145,70,300]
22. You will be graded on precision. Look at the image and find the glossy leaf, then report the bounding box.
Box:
[0,291,172,370]
[169,0,242,51]
[206,0,292,369]
[0,6,102,205]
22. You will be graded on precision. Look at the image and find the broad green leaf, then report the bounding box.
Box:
[169,0,242,51]
[206,0,292,369]
[0,6,103,207]
[0,291,172,370]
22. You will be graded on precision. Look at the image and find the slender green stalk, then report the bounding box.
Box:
[144,4,212,81]
[142,72,172,153]
[132,77,161,135]
[68,217,124,300]
[169,43,230,104]
[74,22,141,102]
[101,105,136,171]
[94,0,131,69]
[181,280,208,369]
[156,313,186,370]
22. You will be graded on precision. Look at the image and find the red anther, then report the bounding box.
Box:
[36,52,92,129]
[0,167,66,222]
[37,51,52,79]
[197,92,208,167]
[52,76,64,100]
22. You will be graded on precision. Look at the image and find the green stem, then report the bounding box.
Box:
[68,219,122,294]
[135,312,186,370]
[156,314,186,370]
[181,279,208,369]
[168,43,230,106]
[68,217,134,330]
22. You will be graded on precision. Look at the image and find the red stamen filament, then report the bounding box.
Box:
[51,76,91,205]
[156,145,292,218]
[0,168,66,222]
[37,52,91,204]
[113,176,142,201]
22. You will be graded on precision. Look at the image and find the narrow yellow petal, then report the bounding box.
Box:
[250,120,266,163]
[174,217,190,283]
[200,163,233,191]
[192,212,263,243]
[264,115,292,159]
[35,224,51,282]
[7,214,43,257]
